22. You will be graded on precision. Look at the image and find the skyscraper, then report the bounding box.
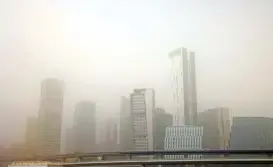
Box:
[37,78,64,155]
[119,96,133,151]
[131,88,155,151]
[37,78,63,155]
[73,101,96,153]
[169,47,197,126]
[188,51,197,125]
[198,108,231,150]
[165,47,201,161]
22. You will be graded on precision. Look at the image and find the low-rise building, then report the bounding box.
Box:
[164,126,203,159]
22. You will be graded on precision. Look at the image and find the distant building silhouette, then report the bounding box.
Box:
[119,96,134,151]
[106,118,119,151]
[169,47,197,126]
[153,108,173,151]
[131,88,155,151]
[198,108,231,150]
[25,117,38,156]
[98,118,119,152]
[65,127,74,154]
[230,117,273,149]
[7,143,26,157]
[0,147,7,156]
[37,78,64,155]
[229,117,273,167]
[73,101,96,153]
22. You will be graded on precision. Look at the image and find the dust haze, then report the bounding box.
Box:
[0,0,272,147]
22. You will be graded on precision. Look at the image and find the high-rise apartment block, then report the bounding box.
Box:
[73,101,96,153]
[169,47,197,126]
[131,89,155,151]
[198,108,231,149]
[37,78,64,155]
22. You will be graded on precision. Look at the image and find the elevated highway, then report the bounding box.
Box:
[2,150,273,166]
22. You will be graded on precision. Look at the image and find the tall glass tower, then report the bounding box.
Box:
[169,47,197,126]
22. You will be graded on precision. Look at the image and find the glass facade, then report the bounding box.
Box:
[169,47,197,126]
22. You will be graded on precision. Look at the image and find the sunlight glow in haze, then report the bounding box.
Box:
[0,0,273,146]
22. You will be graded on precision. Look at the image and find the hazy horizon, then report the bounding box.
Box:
[0,0,273,147]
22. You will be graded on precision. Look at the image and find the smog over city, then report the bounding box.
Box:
[0,0,273,159]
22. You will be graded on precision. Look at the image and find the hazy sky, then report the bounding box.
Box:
[0,0,273,146]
